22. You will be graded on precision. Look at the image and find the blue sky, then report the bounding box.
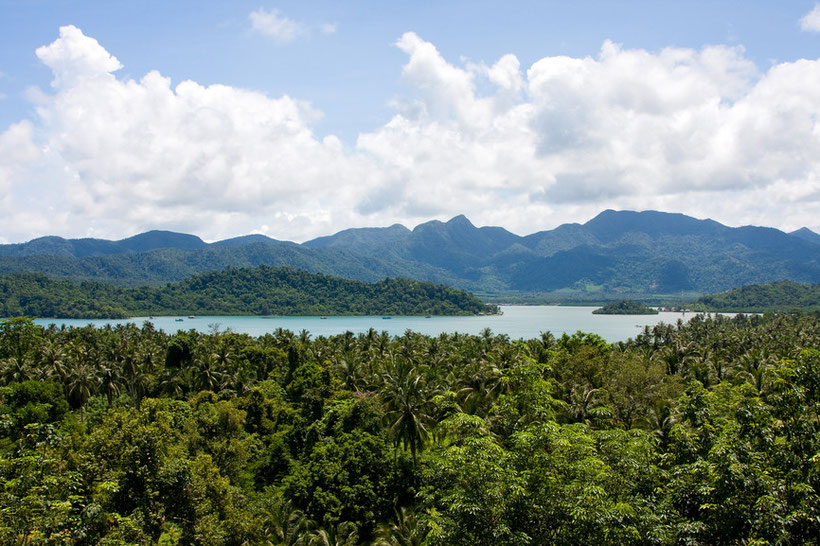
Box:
[2,1,820,242]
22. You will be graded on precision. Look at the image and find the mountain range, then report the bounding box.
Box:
[2,210,819,299]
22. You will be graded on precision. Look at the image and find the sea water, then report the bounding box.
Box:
[33,306,691,343]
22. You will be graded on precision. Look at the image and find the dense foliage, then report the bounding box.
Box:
[699,280,820,311]
[592,299,659,314]
[0,267,497,318]
[2,311,820,544]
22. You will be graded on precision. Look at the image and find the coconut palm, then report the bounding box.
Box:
[305,521,358,546]
[259,495,309,546]
[0,357,32,386]
[66,361,97,415]
[372,507,427,546]
[38,341,66,383]
[380,358,436,465]
[98,365,122,406]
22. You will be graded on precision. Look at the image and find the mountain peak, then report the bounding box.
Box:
[117,230,207,252]
[584,209,723,240]
[790,227,820,245]
[446,214,475,228]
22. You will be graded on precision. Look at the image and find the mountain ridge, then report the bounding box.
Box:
[2,210,818,296]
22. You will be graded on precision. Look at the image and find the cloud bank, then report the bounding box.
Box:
[2,25,820,243]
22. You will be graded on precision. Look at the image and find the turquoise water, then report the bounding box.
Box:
[33,306,691,342]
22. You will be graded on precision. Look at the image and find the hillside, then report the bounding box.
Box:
[790,227,820,245]
[0,267,496,319]
[697,280,820,311]
[1,210,819,297]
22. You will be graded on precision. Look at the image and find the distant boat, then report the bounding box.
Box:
[320,316,327,319]
[188,315,195,319]
[425,315,431,318]
[382,316,392,320]
[175,318,183,322]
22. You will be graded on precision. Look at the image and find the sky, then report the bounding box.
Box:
[2,1,820,243]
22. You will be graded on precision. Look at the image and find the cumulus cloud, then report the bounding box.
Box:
[36,25,122,87]
[356,32,820,235]
[0,120,40,200]
[801,4,820,31]
[0,25,384,241]
[2,26,820,243]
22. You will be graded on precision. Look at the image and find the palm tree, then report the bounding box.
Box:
[223,360,256,397]
[259,496,309,546]
[644,400,677,451]
[194,355,224,393]
[372,507,427,546]
[123,361,151,409]
[66,361,97,416]
[0,357,33,386]
[158,368,186,399]
[566,385,611,426]
[333,354,366,393]
[305,521,358,546]
[38,342,66,383]
[731,349,772,394]
[455,357,501,418]
[211,340,237,373]
[98,365,122,406]
[380,358,436,465]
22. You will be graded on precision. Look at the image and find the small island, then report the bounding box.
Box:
[592,299,659,315]
[0,266,499,319]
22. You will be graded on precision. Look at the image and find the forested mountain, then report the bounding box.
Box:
[2,210,819,296]
[0,242,465,289]
[698,280,820,311]
[0,266,496,318]
[791,227,820,245]
[0,230,208,257]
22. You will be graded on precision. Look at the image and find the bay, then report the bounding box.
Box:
[33,305,692,342]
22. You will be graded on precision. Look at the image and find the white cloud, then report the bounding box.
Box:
[0,25,386,242]
[35,25,122,87]
[801,4,820,31]
[356,33,820,234]
[249,8,306,43]
[249,9,337,44]
[0,120,40,194]
[3,26,820,244]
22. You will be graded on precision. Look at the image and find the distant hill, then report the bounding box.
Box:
[2,210,819,297]
[791,227,820,245]
[0,241,465,289]
[0,266,497,319]
[697,280,820,312]
[303,210,820,295]
[0,230,207,257]
[210,234,282,248]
